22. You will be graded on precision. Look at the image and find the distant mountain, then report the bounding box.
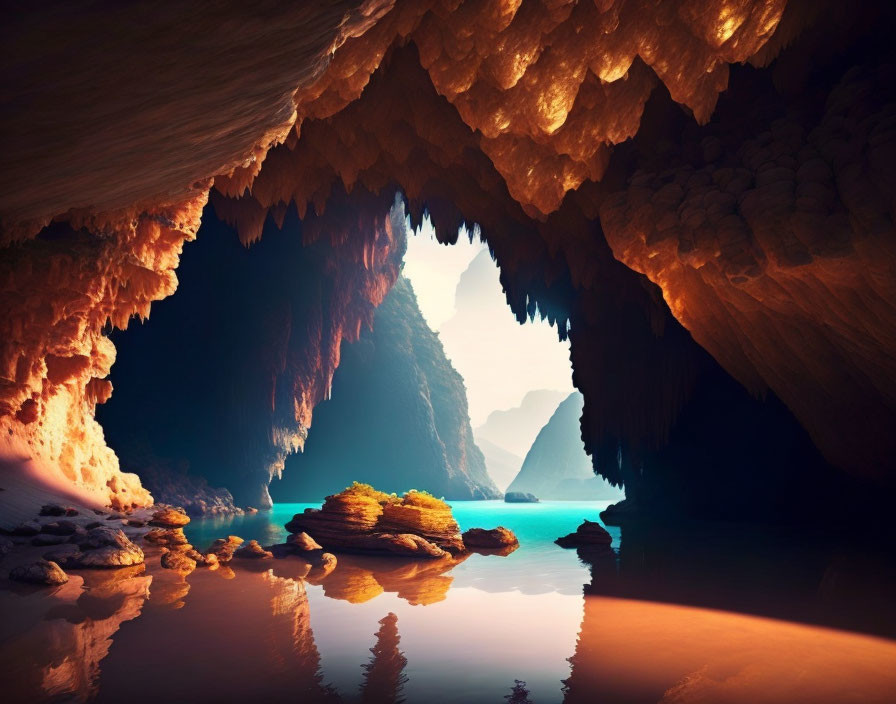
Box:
[474,389,568,459]
[475,437,523,492]
[506,392,625,501]
[271,276,500,502]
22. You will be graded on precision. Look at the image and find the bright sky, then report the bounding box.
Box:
[402,217,574,426]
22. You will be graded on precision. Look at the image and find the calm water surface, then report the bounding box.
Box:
[3,500,896,703]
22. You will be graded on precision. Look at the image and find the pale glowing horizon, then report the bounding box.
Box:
[402,219,574,427]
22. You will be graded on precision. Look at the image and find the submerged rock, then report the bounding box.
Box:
[555,520,612,549]
[9,559,68,585]
[149,506,191,528]
[462,527,519,550]
[504,492,539,503]
[286,483,464,558]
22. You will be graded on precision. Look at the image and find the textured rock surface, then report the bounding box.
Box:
[207,536,244,564]
[462,527,519,550]
[149,507,190,528]
[8,559,69,585]
[286,483,464,557]
[234,540,274,560]
[272,276,499,501]
[52,527,145,568]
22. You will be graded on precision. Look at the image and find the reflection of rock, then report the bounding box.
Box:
[0,564,151,702]
[9,559,68,585]
[313,553,467,606]
[462,527,519,550]
[505,680,534,704]
[360,613,408,704]
[286,483,464,557]
[556,520,612,549]
[505,492,539,503]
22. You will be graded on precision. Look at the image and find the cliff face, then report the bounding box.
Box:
[507,393,623,501]
[2,1,895,518]
[273,276,499,501]
[97,201,404,508]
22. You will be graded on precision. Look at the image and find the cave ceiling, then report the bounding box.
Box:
[1,0,894,508]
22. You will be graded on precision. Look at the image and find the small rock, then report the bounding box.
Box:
[207,536,244,563]
[125,519,146,527]
[462,527,519,550]
[286,532,322,552]
[9,560,68,585]
[39,504,78,517]
[41,520,79,536]
[149,506,190,528]
[161,549,197,573]
[504,491,539,503]
[234,540,273,560]
[555,520,612,549]
[245,507,258,514]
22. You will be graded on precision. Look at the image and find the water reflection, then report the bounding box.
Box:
[2,506,896,703]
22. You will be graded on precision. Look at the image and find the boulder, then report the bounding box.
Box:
[234,540,273,560]
[286,532,322,552]
[207,535,243,563]
[144,527,189,547]
[504,492,539,503]
[53,527,145,568]
[9,559,68,585]
[555,519,612,549]
[149,506,191,528]
[161,548,197,573]
[599,499,638,526]
[462,527,519,550]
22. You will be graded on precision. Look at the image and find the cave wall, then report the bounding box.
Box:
[1,0,894,515]
[98,199,404,508]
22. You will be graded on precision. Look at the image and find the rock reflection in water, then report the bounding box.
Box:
[0,565,151,703]
[360,612,408,704]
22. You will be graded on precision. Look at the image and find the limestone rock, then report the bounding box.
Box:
[161,548,197,573]
[207,535,244,563]
[53,527,145,568]
[149,506,190,528]
[9,559,68,585]
[555,520,612,549]
[286,532,322,552]
[234,540,273,560]
[462,527,519,550]
[286,484,464,558]
[143,528,189,547]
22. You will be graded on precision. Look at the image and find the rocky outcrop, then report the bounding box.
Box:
[273,276,499,502]
[8,559,68,585]
[235,540,274,560]
[47,526,144,568]
[506,393,624,501]
[207,536,244,564]
[286,483,464,558]
[505,492,539,504]
[462,527,519,551]
[555,520,613,549]
[148,506,190,528]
